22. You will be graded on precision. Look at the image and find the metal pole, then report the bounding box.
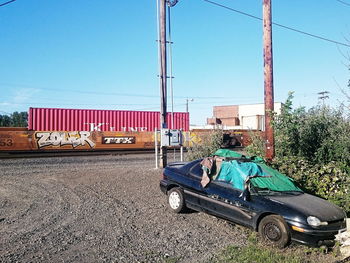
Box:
[263,0,275,161]
[156,0,160,73]
[159,0,168,168]
[167,5,176,162]
[318,91,329,106]
[155,129,159,169]
[168,5,175,130]
[186,98,193,113]
[180,145,183,162]
[156,0,161,169]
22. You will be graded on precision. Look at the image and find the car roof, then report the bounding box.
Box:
[166,159,202,174]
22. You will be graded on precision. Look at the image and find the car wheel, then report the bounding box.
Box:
[258,215,291,248]
[168,187,185,213]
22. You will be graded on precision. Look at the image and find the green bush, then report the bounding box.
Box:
[298,106,350,166]
[186,129,223,161]
[271,157,350,214]
[272,93,350,166]
[245,131,265,158]
[246,93,350,214]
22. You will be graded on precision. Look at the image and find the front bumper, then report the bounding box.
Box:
[286,219,347,247]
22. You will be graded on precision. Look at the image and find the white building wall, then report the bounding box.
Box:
[241,115,263,130]
[238,102,282,130]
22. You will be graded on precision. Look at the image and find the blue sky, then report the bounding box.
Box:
[0,0,349,125]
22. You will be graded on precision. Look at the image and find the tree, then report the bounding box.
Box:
[11,111,28,127]
[0,111,28,127]
[0,114,12,127]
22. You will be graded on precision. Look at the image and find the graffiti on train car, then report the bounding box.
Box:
[36,131,96,148]
[0,134,13,147]
[102,136,135,144]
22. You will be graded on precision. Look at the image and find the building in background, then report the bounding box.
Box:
[204,102,282,131]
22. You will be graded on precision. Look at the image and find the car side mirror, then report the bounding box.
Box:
[241,188,251,201]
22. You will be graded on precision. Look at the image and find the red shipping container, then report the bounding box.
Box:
[28,107,189,132]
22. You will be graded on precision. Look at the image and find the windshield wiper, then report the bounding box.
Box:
[280,191,303,195]
[257,189,285,195]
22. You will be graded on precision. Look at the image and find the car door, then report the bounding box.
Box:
[181,162,206,210]
[202,181,254,227]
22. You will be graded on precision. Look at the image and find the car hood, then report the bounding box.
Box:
[267,193,345,222]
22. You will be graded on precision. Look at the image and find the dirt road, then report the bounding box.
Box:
[0,154,247,262]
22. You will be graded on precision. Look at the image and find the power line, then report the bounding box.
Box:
[135,103,187,111]
[202,0,350,48]
[335,0,350,7]
[0,82,262,100]
[0,0,16,7]
[0,83,159,98]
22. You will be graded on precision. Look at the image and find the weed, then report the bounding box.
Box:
[213,235,340,263]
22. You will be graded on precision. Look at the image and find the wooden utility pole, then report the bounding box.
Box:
[263,0,275,160]
[159,0,168,168]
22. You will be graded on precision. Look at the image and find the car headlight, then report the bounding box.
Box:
[307,216,328,226]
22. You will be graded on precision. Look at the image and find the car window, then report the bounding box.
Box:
[189,163,202,179]
[175,159,201,175]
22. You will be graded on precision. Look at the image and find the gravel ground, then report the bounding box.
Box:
[0,154,248,263]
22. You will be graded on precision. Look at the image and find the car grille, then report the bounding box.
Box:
[326,218,346,230]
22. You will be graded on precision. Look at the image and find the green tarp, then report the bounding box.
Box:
[214,149,244,158]
[213,149,302,192]
[250,163,302,192]
[216,160,266,190]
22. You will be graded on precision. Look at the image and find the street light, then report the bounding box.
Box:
[186,98,194,113]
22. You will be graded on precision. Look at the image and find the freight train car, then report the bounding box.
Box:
[0,108,259,154]
[28,108,189,132]
[0,128,157,152]
[1,107,188,153]
[0,128,256,153]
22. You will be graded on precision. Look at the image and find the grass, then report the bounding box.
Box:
[212,232,341,263]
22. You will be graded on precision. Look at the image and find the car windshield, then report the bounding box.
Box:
[249,163,303,193]
[250,187,303,196]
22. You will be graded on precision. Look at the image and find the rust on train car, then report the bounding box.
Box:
[28,108,189,132]
[0,128,34,151]
[0,127,28,131]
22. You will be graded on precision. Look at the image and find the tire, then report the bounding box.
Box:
[168,187,186,213]
[258,215,291,248]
